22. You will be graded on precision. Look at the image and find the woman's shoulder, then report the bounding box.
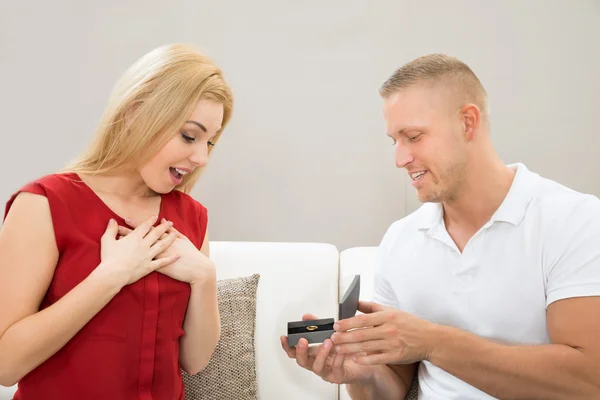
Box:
[4,172,80,223]
[8,172,81,201]
[19,172,81,192]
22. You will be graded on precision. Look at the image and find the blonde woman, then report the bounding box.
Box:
[0,44,233,400]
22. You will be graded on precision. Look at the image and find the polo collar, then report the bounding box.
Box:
[416,163,537,231]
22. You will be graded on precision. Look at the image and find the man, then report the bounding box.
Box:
[280,54,600,399]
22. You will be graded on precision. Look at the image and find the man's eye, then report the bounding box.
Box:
[181,132,195,143]
[408,134,422,141]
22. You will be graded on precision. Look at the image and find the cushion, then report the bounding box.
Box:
[405,374,419,399]
[182,273,260,400]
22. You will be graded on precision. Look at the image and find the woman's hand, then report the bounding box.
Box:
[119,218,215,285]
[99,215,180,287]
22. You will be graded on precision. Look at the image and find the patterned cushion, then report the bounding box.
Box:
[405,373,419,399]
[182,274,260,400]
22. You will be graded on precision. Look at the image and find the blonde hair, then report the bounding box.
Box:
[64,43,233,193]
[380,53,489,117]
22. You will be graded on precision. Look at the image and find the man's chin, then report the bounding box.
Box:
[416,190,441,204]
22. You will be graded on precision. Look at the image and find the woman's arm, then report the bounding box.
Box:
[0,193,126,386]
[178,233,221,375]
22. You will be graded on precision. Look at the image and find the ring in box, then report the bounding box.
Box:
[287,275,360,347]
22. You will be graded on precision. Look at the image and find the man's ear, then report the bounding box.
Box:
[461,103,481,142]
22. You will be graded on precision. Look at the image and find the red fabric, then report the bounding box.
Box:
[4,173,207,400]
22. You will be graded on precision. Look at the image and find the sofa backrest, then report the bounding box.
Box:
[338,246,379,400]
[210,241,340,400]
[339,246,378,301]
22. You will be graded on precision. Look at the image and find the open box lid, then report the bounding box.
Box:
[338,275,360,320]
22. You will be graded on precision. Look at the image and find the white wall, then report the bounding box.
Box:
[1,1,598,250]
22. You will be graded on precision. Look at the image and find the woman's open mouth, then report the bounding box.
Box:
[169,167,187,184]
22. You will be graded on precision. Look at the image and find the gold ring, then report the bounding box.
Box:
[306,325,318,331]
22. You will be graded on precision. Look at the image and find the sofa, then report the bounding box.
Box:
[0,241,387,400]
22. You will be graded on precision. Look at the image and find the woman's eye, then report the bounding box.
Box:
[207,141,215,147]
[181,132,195,143]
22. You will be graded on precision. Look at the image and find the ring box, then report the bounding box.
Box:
[287,275,360,347]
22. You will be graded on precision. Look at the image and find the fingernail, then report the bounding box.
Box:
[162,218,166,223]
[152,215,158,221]
[334,323,340,331]
[108,218,115,225]
[167,221,173,226]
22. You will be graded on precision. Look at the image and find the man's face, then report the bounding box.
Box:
[383,84,469,203]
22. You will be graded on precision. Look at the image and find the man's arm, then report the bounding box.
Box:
[336,196,600,399]
[422,198,600,399]
[425,296,600,400]
[346,364,417,400]
[334,296,600,400]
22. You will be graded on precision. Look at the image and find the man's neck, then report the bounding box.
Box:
[442,158,516,233]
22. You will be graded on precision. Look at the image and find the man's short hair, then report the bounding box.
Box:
[380,54,489,116]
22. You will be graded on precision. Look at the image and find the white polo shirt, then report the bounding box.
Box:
[372,163,600,400]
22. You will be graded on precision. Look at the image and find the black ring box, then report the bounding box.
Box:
[287,275,360,347]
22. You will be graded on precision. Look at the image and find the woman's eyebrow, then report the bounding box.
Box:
[186,120,207,133]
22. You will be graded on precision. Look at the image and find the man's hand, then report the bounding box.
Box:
[280,313,378,385]
[331,301,438,365]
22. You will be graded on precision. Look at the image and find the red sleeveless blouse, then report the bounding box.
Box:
[4,172,208,400]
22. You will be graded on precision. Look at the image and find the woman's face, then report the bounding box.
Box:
[139,98,224,194]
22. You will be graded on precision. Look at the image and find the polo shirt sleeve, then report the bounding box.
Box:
[372,272,400,309]
[545,195,600,307]
[371,222,401,309]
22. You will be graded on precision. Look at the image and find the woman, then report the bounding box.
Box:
[0,43,233,400]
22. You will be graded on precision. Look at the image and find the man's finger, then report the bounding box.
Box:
[295,339,313,370]
[331,324,387,345]
[357,301,388,314]
[334,310,385,333]
[332,350,346,370]
[302,314,319,321]
[311,339,333,375]
[280,336,297,359]
[334,338,388,354]
[352,351,395,366]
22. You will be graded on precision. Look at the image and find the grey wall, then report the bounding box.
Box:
[1,0,599,251]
